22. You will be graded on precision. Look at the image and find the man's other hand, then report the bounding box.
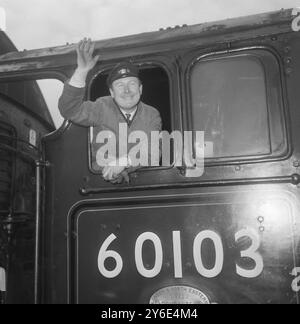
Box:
[102,164,126,182]
[109,171,130,185]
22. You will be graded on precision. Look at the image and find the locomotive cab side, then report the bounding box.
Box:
[0,8,300,304]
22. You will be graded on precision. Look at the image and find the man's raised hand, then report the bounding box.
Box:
[76,38,100,73]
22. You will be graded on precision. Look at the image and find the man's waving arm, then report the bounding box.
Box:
[58,38,101,126]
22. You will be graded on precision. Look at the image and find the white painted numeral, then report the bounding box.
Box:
[97,234,123,278]
[291,267,300,292]
[193,230,224,278]
[173,231,183,278]
[292,8,300,32]
[135,232,163,278]
[97,229,265,280]
[235,228,264,278]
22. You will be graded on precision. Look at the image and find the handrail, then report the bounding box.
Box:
[80,174,300,195]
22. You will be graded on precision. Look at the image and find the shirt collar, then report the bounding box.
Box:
[119,107,138,120]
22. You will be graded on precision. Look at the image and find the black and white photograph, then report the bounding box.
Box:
[0,0,300,306]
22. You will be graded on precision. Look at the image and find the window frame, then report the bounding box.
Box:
[183,46,290,166]
[87,58,180,175]
[0,72,65,132]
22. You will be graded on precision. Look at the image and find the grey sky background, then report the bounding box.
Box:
[1,0,300,127]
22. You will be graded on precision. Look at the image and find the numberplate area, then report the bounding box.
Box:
[70,191,300,304]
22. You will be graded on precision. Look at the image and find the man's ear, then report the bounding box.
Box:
[109,88,115,98]
[139,83,143,94]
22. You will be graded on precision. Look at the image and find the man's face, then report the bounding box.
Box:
[109,77,142,111]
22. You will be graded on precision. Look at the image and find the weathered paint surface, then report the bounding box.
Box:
[0,8,295,76]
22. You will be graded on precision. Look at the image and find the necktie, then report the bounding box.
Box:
[125,113,131,123]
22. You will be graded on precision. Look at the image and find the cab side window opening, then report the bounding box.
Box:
[189,51,287,161]
[0,80,53,127]
[89,65,173,173]
[38,79,64,129]
[90,66,172,133]
[0,79,63,130]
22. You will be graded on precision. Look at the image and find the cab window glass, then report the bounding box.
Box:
[190,53,285,159]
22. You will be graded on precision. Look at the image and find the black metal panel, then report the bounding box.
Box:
[69,190,298,304]
[37,9,300,304]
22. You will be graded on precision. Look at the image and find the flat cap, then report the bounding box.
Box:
[107,61,139,87]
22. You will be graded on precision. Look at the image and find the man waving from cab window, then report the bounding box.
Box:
[58,38,162,184]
